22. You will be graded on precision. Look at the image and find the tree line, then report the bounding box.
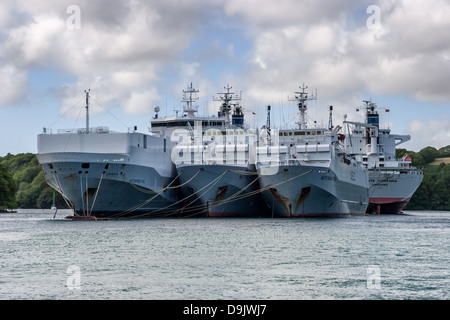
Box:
[0,153,64,210]
[396,146,450,211]
[1,146,449,211]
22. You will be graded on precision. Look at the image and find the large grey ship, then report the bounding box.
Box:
[173,85,270,217]
[343,100,423,214]
[255,85,370,217]
[37,87,213,218]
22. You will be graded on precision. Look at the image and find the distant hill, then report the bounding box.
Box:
[430,158,450,166]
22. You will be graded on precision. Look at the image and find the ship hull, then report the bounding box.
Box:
[176,164,270,218]
[258,163,369,218]
[37,154,182,218]
[367,169,423,214]
[367,198,411,215]
[36,131,181,218]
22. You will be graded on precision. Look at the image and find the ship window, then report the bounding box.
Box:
[48,164,53,169]
[312,131,316,135]
[104,164,110,169]
[317,131,322,135]
[82,163,90,169]
[284,132,288,136]
[306,132,311,135]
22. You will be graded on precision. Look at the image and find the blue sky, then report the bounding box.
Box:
[1,0,450,156]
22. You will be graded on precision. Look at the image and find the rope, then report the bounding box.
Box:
[104,171,182,219]
[209,174,261,211]
[228,169,259,175]
[128,169,204,217]
[94,168,313,220]
[51,173,76,214]
[169,168,313,217]
[209,169,314,210]
[89,172,104,215]
[79,174,85,216]
[63,103,85,152]
[45,97,84,130]
[180,169,230,210]
[121,173,157,194]
[89,95,130,130]
[120,169,198,194]
[126,168,230,219]
[152,167,312,217]
[165,170,201,189]
[85,173,89,216]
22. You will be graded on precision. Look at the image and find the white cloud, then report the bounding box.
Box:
[213,0,450,133]
[1,0,450,131]
[124,88,160,115]
[407,116,450,151]
[0,0,211,111]
[0,64,28,107]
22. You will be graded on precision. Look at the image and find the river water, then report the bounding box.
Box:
[0,209,448,300]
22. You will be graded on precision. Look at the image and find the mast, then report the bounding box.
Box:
[182,82,199,117]
[288,84,317,129]
[85,89,90,134]
[328,106,333,130]
[363,100,379,155]
[214,84,242,128]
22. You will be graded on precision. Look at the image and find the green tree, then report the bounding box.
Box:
[0,163,17,209]
[418,146,439,164]
[438,145,450,157]
[0,153,64,209]
[431,179,449,210]
[411,152,425,167]
[406,162,450,211]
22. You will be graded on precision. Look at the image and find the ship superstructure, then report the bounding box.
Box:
[255,85,370,217]
[343,100,423,214]
[173,85,270,217]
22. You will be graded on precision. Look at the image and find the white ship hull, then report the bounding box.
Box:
[367,168,424,214]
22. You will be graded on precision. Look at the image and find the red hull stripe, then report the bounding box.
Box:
[370,197,407,204]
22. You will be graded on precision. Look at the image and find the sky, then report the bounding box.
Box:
[1,0,450,156]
